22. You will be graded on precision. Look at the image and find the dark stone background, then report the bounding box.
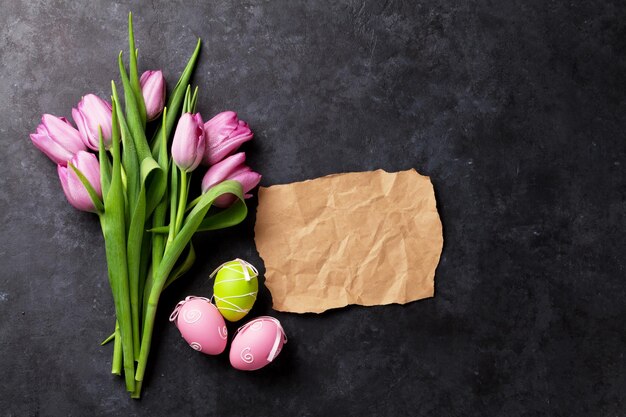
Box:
[0,1,624,416]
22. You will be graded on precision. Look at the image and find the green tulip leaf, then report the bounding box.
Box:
[148,197,247,234]
[126,183,144,357]
[98,128,111,202]
[163,242,196,289]
[190,86,199,113]
[68,163,104,214]
[182,84,191,114]
[102,94,135,392]
[140,157,161,182]
[196,199,248,231]
[118,52,151,162]
[144,108,168,217]
[112,81,139,214]
[151,38,201,157]
[128,12,146,127]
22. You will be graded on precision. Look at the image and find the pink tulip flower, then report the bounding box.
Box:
[140,70,166,121]
[202,111,253,166]
[57,151,102,213]
[30,114,87,165]
[72,94,113,150]
[201,152,261,208]
[172,112,205,172]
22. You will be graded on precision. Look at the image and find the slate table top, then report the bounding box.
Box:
[1,1,625,416]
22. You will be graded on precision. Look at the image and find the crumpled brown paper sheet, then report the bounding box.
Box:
[254,169,443,313]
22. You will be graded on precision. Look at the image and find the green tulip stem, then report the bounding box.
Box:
[130,380,142,399]
[174,169,189,234]
[98,216,122,377]
[98,215,107,239]
[166,165,178,247]
[111,321,122,375]
[100,332,115,346]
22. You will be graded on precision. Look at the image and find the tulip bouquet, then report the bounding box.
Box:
[29,14,260,398]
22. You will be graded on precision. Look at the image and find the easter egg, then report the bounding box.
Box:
[169,296,228,355]
[212,259,259,322]
[229,316,287,371]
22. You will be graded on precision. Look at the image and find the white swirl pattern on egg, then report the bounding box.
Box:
[189,342,202,351]
[218,326,228,340]
[250,320,263,331]
[183,309,202,324]
[240,347,254,363]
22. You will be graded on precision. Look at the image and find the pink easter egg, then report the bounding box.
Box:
[169,296,228,355]
[229,316,287,371]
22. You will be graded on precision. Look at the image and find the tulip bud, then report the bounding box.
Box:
[172,112,205,172]
[140,70,166,121]
[30,114,87,165]
[202,111,253,166]
[57,151,102,213]
[72,94,113,151]
[201,152,261,208]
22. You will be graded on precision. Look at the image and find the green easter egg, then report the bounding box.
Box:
[213,260,258,322]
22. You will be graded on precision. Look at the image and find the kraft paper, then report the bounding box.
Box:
[254,169,443,313]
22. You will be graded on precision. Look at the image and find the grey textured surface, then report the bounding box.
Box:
[1,0,625,416]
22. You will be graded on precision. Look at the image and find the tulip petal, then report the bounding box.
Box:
[201,152,246,193]
[139,70,153,86]
[57,164,91,212]
[204,111,238,139]
[74,95,113,150]
[205,132,253,165]
[72,107,91,148]
[56,151,102,212]
[31,132,74,165]
[202,112,253,165]
[192,128,206,170]
[41,114,86,154]
[74,151,103,197]
[171,112,204,172]
[212,168,261,208]
[230,169,262,194]
[57,165,70,194]
[140,70,166,121]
